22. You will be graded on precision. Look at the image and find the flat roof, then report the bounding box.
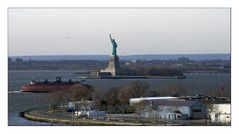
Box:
[141,99,202,107]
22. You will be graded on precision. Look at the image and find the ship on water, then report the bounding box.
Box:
[21,77,86,92]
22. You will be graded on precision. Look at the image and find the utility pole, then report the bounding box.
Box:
[109,106,112,121]
[221,87,224,97]
[122,106,125,121]
[96,107,99,120]
[71,111,74,125]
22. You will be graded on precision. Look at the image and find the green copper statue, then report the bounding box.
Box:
[109,34,118,56]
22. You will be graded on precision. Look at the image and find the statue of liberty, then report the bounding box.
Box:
[109,34,118,56]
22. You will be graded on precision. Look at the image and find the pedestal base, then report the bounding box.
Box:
[98,55,120,76]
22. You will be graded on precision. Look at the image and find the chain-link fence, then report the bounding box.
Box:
[72,105,222,126]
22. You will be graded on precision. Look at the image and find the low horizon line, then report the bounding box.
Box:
[9,53,231,57]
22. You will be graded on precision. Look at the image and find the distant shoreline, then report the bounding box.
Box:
[9,54,231,61]
[8,70,230,74]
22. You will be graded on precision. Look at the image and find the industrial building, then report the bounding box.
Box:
[68,100,95,111]
[140,99,207,120]
[68,101,106,118]
[129,96,179,106]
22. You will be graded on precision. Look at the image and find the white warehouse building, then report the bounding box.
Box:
[129,97,178,106]
[140,99,207,120]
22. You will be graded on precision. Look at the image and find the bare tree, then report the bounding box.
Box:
[129,81,149,98]
[92,88,107,107]
[48,84,94,111]
[162,84,186,96]
[69,84,94,101]
[48,91,66,111]
[116,86,132,105]
[133,101,147,122]
[106,87,121,106]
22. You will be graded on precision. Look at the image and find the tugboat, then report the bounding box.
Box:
[21,77,80,92]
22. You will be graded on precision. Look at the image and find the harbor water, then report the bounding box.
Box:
[8,70,231,126]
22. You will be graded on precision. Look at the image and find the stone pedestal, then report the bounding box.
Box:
[99,55,120,76]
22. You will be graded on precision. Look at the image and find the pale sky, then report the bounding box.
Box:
[8,8,230,56]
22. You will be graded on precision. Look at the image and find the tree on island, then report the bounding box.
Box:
[69,84,94,101]
[161,84,186,97]
[48,84,94,111]
[48,91,67,111]
[129,81,149,98]
[103,81,149,107]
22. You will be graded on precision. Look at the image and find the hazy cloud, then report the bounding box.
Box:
[8,8,230,56]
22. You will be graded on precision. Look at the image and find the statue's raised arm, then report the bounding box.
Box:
[109,34,113,41]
